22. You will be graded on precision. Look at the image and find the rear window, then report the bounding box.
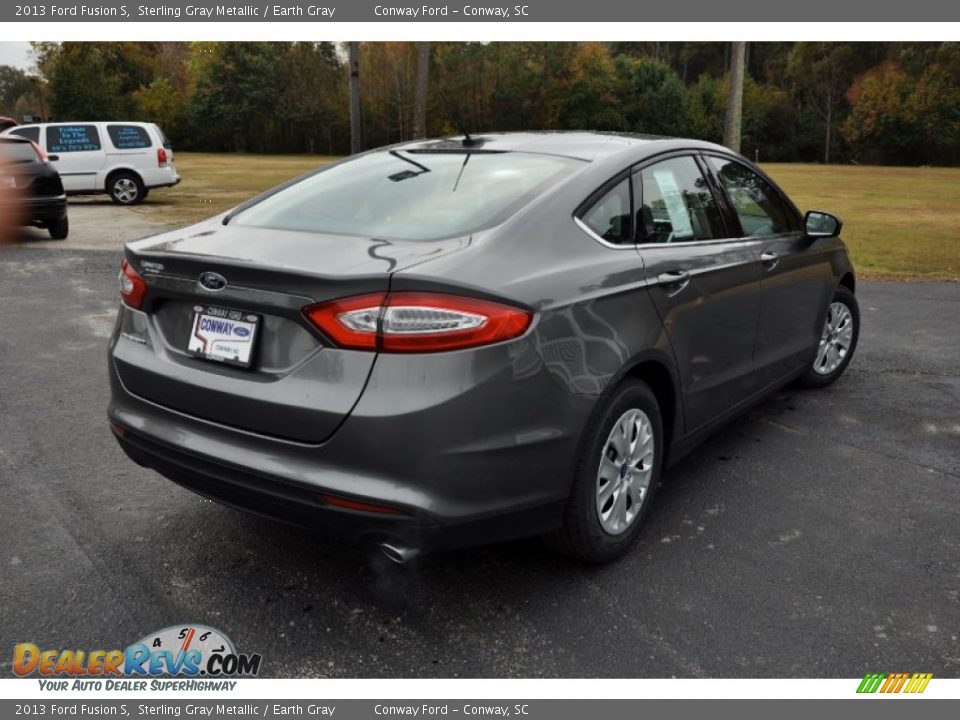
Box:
[154,125,172,149]
[107,124,152,149]
[9,126,40,143]
[231,150,579,241]
[47,125,101,153]
[0,139,40,163]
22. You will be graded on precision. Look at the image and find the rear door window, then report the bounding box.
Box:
[636,156,724,243]
[46,125,102,153]
[579,176,633,244]
[9,126,40,144]
[706,156,795,236]
[107,125,152,149]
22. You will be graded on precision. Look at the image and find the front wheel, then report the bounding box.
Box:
[548,379,663,563]
[799,285,859,388]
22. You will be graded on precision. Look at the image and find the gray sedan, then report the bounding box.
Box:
[108,132,858,563]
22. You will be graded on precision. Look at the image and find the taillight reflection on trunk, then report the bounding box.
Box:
[304,292,532,353]
[119,259,147,309]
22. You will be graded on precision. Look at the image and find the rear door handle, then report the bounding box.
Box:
[657,270,691,294]
[761,251,779,269]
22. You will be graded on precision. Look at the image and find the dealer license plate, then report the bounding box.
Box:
[187,305,260,368]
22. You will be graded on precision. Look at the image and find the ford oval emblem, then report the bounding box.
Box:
[233,327,250,337]
[199,272,227,292]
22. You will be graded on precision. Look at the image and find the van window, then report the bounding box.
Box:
[107,125,152,149]
[154,125,172,149]
[47,125,102,153]
[9,126,40,144]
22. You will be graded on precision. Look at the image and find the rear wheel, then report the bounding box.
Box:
[549,379,662,563]
[47,216,69,240]
[799,285,859,388]
[108,172,145,205]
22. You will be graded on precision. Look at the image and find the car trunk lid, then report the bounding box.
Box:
[113,221,466,443]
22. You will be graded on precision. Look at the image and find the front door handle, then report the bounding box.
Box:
[760,251,779,269]
[657,270,691,295]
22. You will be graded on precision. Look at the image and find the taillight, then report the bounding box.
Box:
[322,494,405,515]
[119,259,147,309]
[157,147,168,166]
[30,141,48,164]
[303,292,533,353]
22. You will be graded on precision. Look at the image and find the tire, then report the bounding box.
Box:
[548,379,663,563]
[47,216,69,240]
[799,285,859,388]
[108,171,145,205]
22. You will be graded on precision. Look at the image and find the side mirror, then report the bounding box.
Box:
[804,210,842,239]
[47,154,59,162]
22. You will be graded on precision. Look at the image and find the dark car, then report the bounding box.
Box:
[107,133,858,564]
[0,135,69,239]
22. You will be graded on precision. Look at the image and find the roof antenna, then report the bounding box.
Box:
[436,80,479,148]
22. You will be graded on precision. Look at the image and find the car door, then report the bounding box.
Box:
[45,124,107,192]
[636,154,765,433]
[704,154,835,388]
[103,123,154,186]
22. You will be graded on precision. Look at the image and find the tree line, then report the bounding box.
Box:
[1,41,957,166]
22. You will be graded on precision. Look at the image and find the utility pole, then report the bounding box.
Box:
[723,41,746,153]
[348,42,363,154]
[412,42,430,140]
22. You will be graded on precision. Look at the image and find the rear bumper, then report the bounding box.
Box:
[112,426,565,551]
[5,194,68,225]
[107,316,596,551]
[144,168,180,189]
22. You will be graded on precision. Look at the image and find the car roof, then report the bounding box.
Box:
[395,131,732,162]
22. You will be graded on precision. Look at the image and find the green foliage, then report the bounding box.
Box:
[14,41,959,166]
[0,65,35,112]
[686,73,793,160]
[186,42,283,152]
[843,51,960,165]
[46,44,126,120]
[613,55,687,135]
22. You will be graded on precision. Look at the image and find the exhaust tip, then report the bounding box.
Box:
[379,541,421,565]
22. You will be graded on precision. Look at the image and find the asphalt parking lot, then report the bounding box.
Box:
[1,202,958,678]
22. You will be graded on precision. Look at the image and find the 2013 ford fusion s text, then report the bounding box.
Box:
[107,132,859,563]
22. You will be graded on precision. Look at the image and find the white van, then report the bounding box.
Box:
[1,121,180,205]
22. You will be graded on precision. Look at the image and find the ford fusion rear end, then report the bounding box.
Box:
[110,133,858,562]
[107,143,593,552]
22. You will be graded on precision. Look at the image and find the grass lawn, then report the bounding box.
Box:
[140,153,960,280]
[764,163,960,280]
[136,152,334,226]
